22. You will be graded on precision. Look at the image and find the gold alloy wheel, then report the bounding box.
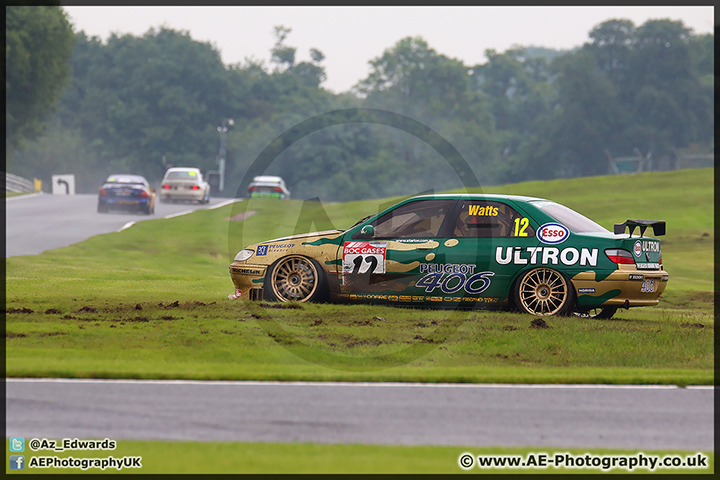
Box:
[517,268,570,316]
[269,255,320,302]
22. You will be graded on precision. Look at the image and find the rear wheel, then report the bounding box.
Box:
[514,268,575,316]
[264,255,327,303]
[97,203,108,213]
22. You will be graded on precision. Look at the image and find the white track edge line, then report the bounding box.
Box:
[5,378,713,390]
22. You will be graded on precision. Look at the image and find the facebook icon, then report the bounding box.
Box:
[10,455,25,470]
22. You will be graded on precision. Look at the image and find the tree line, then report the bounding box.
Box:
[6,7,714,200]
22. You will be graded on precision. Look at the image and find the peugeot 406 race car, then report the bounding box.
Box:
[228,194,669,318]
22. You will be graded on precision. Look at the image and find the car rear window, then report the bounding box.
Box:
[531,201,608,233]
[166,171,199,180]
[106,176,145,185]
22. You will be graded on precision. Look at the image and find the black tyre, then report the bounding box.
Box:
[264,255,327,303]
[573,307,618,319]
[514,267,575,316]
[97,203,108,213]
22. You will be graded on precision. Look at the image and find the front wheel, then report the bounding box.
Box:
[514,268,575,316]
[264,255,327,303]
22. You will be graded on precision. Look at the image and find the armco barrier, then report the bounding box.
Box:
[2,172,35,193]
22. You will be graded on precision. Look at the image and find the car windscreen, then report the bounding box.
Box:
[531,201,608,233]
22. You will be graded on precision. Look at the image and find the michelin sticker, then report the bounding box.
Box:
[537,223,569,245]
[343,241,387,275]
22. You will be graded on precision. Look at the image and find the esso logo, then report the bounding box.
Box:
[537,223,569,245]
[633,240,643,257]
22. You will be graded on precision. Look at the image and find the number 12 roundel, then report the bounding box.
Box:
[342,242,386,275]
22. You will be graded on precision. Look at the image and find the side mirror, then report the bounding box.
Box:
[359,224,374,238]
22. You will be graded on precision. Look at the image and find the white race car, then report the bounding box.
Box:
[160,167,210,204]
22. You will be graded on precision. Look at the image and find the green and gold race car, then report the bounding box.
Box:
[228,194,668,318]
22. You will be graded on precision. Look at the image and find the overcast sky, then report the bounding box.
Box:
[61,6,715,94]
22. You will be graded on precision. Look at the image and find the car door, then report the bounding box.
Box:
[429,199,539,307]
[338,198,457,304]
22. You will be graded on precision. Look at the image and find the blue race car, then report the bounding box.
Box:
[97,174,156,215]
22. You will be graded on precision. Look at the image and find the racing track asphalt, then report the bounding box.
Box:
[5,379,714,451]
[5,193,240,257]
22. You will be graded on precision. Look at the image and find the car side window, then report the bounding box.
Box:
[369,199,454,239]
[453,201,535,238]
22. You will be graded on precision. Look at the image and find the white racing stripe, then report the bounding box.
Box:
[164,210,194,219]
[5,193,44,201]
[113,198,242,230]
[207,198,243,209]
[164,198,243,219]
[5,378,713,390]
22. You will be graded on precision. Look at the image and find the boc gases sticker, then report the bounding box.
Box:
[537,223,569,245]
[343,241,386,275]
[634,240,643,257]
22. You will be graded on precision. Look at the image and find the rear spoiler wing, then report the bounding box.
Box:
[614,219,666,237]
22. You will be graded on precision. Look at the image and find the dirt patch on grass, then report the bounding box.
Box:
[352,319,373,326]
[4,307,34,314]
[258,302,304,310]
[346,338,384,347]
[530,318,550,329]
[227,210,256,222]
[127,316,150,323]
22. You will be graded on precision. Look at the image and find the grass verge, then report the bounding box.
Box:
[4,168,714,385]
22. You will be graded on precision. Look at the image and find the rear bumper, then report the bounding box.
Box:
[571,267,669,308]
[160,190,205,202]
[99,197,150,208]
